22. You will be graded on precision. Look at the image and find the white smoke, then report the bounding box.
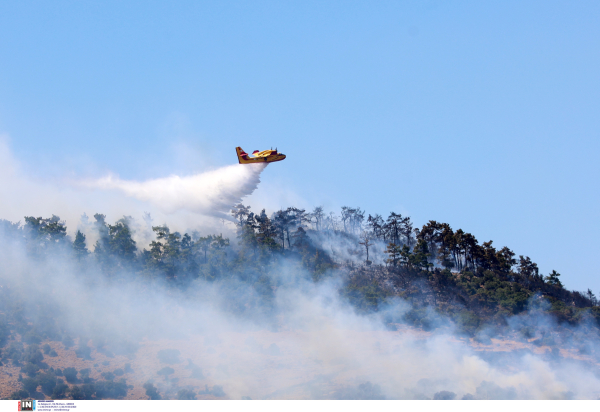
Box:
[83,163,267,220]
[2,134,600,400]
[1,234,599,400]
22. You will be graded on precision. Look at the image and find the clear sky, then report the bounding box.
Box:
[0,1,598,293]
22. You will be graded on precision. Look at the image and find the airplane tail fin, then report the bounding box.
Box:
[236,147,248,164]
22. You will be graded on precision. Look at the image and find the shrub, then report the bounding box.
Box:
[113,368,124,376]
[94,379,128,399]
[0,319,10,348]
[62,335,74,349]
[211,385,225,397]
[78,383,97,399]
[403,308,440,331]
[334,382,384,400]
[22,331,42,345]
[37,371,57,395]
[342,276,391,312]
[9,389,30,400]
[77,368,92,383]
[7,342,24,365]
[23,345,43,364]
[519,326,534,339]
[52,383,69,399]
[123,363,133,373]
[101,371,115,381]
[455,310,481,336]
[69,386,85,400]
[143,382,161,400]
[75,345,92,360]
[42,344,51,354]
[157,367,174,378]
[63,367,78,383]
[433,391,456,400]
[177,389,196,400]
[21,363,39,377]
[69,383,96,400]
[357,382,384,400]
[22,377,38,394]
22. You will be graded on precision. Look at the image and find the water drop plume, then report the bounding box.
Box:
[87,163,267,219]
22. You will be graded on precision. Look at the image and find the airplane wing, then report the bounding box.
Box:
[254,150,275,157]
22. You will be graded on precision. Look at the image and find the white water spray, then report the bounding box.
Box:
[85,163,267,219]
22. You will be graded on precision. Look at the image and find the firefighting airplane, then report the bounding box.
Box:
[236,147,286,164]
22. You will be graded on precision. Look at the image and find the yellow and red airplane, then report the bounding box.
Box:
[236,147,286,164]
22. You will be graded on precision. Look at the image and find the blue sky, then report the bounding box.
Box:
[0,1,599,292]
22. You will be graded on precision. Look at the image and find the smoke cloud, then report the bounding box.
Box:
[1,135,600,401]
[1,229,599,400]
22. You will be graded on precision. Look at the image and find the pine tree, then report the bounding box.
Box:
[411,239,432,271]
[545,270,563,288]
[108,220,137,263]
[255,209,278,251]
[385,242,402,266]
[72,230,88,260]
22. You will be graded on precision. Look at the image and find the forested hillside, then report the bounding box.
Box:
[0,204,599,400]
[2,205,600,330]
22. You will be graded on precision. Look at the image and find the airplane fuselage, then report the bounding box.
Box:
[236,147,286,164]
